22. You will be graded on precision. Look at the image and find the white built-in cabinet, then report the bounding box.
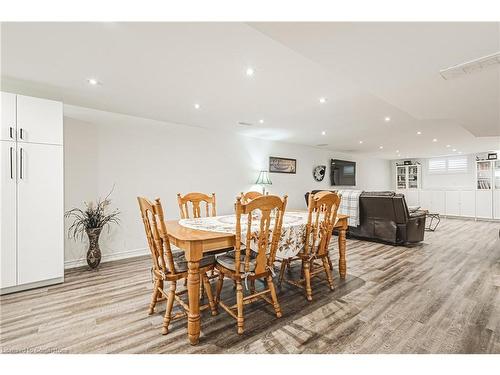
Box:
[396,164,421,190]
[395,188,495,220]
[494,190,500,219]
[475,159,500,219]
[0,92,63,294]
[395,157,500,220]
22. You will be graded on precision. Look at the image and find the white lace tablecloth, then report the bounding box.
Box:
[178,211,309,259]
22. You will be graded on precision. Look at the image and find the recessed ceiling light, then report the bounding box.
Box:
[458,151,463,154]
[259,119,264,124]
[246,67,254,76]
[319,97,327,104]
[432,138,438,142]
[417,131,422,135]
[359,140,363,144]
[321,131,326,136]
[384,116,391,122]
[194,103,200,109]
[396,150,400,153]
[452,148,457,152]
[87,78,99,85]
[379,146,384,149]
[446,144,451,148]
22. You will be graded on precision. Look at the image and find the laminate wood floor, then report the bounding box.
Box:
[1,218,499,354]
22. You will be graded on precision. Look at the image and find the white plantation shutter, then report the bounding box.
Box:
[428,158,447,174]
[427,156,469,174]
[447,156,468,173]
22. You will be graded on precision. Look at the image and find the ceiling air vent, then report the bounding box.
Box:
[316,144,328,147]
[237,121,253,126]
[440,51,500,80]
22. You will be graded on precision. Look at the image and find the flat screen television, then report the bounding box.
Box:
[330,159,356,186]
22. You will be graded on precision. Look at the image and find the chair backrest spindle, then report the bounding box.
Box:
[177,192,217,219]
[304,191,341,258]
[137,197,177,275]
[234,194,288,276]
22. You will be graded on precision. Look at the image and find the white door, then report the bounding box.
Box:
[460,191,475,217]
[493,190,500,219]
[1,92,17,142]
[405,190,419,207]
[16,95,63,145]
[445,191,460,216]
[476,190,493,219]
[17,143,63,285]
[419,190,432,211]
[431,191,446,214]
[0,141,17,288]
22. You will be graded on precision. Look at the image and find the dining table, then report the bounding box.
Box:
[164,211,349,345]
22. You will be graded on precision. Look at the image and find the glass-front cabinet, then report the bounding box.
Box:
[397,165,407,189]
[395,164,421,190]
[495,160,500,190]
[408,165,420,189]
[476,160,493,190]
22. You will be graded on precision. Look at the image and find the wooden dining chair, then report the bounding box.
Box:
[240,191,265,204]
[214,194,288,334]
[137,196,218,335]
[278,191,341,301]
[177,192,216,219]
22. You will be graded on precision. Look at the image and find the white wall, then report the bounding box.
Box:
[64,107,391,267]
[391,155,475,191]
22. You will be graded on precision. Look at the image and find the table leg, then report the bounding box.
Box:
[185,242,202,345]
[338,224,347,279]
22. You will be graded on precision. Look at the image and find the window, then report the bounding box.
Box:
[428,158,447,174]
[428,156,468,174]
[447,156,468,173]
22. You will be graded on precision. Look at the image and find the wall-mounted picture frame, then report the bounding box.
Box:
[487,153,497,160]
[269,156,297,174]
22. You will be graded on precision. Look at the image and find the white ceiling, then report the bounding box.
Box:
[1,22,499,159]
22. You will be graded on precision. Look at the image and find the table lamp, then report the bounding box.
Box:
[255,170,272,194]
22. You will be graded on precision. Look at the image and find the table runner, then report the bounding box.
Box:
[178,211,310,259]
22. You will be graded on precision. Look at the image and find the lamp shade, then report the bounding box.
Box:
[255,170,272,185]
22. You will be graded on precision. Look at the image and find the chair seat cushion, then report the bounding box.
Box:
[215,249,258,273]
[172,251,215,273]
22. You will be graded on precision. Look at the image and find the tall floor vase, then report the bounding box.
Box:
[86,228,102,269]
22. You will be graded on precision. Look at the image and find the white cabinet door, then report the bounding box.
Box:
[16,95,63,145]
[460,191,475,217]
[419,190,432,211]
[431,191,446,214]
[17,143,63,285]
[493,190,500,219]
[1,92,17,141]
[0,141,17,288]
[405,190,419,207]
[445,191,460,216]
[476,190,493,219]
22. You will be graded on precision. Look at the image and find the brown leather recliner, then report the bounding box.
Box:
[305,190,426,245]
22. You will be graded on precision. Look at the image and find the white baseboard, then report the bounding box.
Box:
[64,247,149,269]
[1,277,64,295]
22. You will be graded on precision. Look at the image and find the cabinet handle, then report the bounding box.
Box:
[19,128,24,140]
[19,147,23,180]
[10,147,14,179]
[9,126,14,139]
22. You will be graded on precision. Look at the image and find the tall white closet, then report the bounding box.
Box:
[1,92,64,294]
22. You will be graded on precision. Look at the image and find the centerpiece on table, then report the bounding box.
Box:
[65,189,120,269]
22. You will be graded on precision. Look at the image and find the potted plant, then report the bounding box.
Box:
[65,189,120,269]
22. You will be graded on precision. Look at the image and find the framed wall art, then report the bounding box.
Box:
[269,156,297,174]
